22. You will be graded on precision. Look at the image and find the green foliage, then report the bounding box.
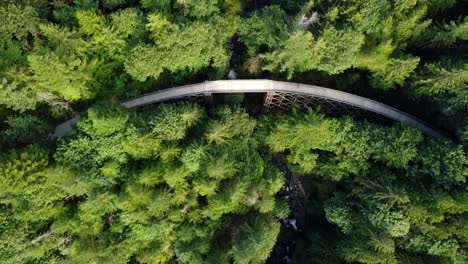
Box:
[3,115,52,145]
[367,124,423,168]
[223,0,246,15]
[0,41,22,71]
[50,104,285,263]
[369,56,420,89]
[0,4,39,45]
[0,1,467,263]
[365,202,410,237]
[266,109,468,263]
[312,26,364,74]
[230,215,281,264]
[0,146,49,196]
[38,23,86,55]
[2,101,468,263]
[0,4,40,77]
[265,109,339,175]
[5,5,145,110]
[126,18,231,81]
[263,30,316,79]
[324,193,353,234]
[0,146,65,263]
[412,62,468,108]
[427,0,457,12]
[411,61,468,143]
[0,78,37,112]
[79,101,130,137]
[428,17,468,48]
[179,0,221,18]
[102,0,125,10]
[26,51,100,101]
[75,10,128,61]
[412,139,467,186]
[110,8,145,42]
[238,5,290,55]
[140,0,172,12]
[263,26,364,78]
[241,0,448,87]
[150,103,205,141]
[205,106,256,145]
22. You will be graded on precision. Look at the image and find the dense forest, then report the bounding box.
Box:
[0,0,467,264]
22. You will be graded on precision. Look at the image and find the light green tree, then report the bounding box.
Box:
[125,18,232,81]
[26,51,100,101]
[230,215,281,264]
[262,30,316,79]
[0,79,37,112]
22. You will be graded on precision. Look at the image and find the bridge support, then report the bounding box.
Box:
[204,93,214,105]
[262,91,391,124]
[263,92,313,113]
[186,93,213,105]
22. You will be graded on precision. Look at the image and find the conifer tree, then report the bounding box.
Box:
[0,79,37,112]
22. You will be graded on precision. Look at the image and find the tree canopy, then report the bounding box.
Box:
[0,0,466,263]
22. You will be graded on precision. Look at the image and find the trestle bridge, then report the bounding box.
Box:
[54,80,443,138]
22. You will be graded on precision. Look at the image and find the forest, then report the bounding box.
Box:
[0,0,467,263]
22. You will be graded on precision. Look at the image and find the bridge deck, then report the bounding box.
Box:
[53,80,443,138]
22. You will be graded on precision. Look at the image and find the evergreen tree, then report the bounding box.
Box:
[266,109,467,264]
[412,62,468,111]
[125,18,232,81]
[25,51,100,101]
[0,78,37,112]
[0,1,466,263]
[3,115,52,146]
[0,146,65,263]
[238,5,290,55]
[263,30,316,79]
[49,104,286,263]
[428,17,468,48]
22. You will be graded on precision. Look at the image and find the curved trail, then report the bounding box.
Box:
[54,80,443,138]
